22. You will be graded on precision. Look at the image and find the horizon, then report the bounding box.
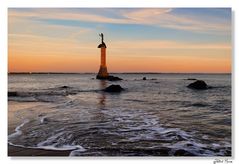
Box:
[8,8,231,73]
[8,71,231,74]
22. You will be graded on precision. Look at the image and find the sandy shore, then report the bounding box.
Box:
[8,144,72,156]
[8,101,69,156]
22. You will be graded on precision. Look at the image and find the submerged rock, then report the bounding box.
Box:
[108,76,122,81]
[143,77,147,80]
[185,78,197,81]
[187,80,208,90]
[59,86,70,89]
[8,91,18,97]
[103,85,124,92]
[96,75,122,81]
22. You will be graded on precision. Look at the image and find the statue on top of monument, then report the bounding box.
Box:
[98,33,106,48]
[99,33,104,43]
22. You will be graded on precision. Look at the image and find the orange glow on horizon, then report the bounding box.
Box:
[8,34,231,73]
[9,48,231,73]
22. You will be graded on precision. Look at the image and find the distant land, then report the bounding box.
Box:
[8,72,231,75]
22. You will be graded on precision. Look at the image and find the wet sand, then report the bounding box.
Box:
[8,144,71,156]
[8,101,66,156]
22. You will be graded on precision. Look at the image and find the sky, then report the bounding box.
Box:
[8,8,231,73]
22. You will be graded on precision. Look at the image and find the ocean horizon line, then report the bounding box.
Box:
[8,72,232,75]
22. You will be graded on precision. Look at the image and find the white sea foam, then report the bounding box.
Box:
[9,119,86,154]
[36,131,86,151]
[37,144,85,151]
[69,147,87,156]
[8,119,29,139]
[9,141,86,156]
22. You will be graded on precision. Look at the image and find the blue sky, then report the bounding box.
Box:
[9,8,231,42]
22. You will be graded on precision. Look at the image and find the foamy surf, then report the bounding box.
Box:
[8,119,29,139]
[8,120,86,155]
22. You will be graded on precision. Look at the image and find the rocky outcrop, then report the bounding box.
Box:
[96,75,122,81]
[103,85,124,92]
[187,80,208,90]
[8,91,18,96]
[108,76,122,81]
[185,78,197,81]
[59,86,70,89]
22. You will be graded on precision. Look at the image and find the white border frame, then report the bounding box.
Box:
[0,1,238,164]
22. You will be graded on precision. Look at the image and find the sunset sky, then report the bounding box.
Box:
[8,8,231,73]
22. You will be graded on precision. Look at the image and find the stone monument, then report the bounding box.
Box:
[96,33,109,79]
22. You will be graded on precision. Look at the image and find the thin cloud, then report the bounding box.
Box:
[123,9,230,34]
[9,14,92,42]
[9,8,231,34]
[111,40,231,50]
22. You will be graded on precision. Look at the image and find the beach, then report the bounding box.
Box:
[8,103,71,157]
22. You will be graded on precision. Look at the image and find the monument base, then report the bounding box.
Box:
[96,66,109,79]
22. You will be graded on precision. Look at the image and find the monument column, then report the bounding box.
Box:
[96,33,109,79]
[101,47,106,66]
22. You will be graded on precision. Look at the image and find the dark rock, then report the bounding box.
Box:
[187,80,208,90]
[191,103,208,107]
[96,75,107,80]
[108,76,122,81]
[158,147,171,156]
[143,77,147,80]
[96,75,122,81]
[225,149,232,156]
[103,85,124,92]
[174,149,195,156]
[59,86,70,89]
[42,117,51,123]
[185,78,197,80]
[186,143,194,147]
[8,91,18,97]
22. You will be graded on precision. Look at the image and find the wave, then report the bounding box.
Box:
[8,119,29,139]
[8,86,100,102]
[36,132,86,151]
[8,119,86,153]
[8,117,231,156]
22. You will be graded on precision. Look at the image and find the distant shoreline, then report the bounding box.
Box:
[8,72,231,75]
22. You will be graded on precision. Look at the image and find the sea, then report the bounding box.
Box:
[8,73,232,156]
